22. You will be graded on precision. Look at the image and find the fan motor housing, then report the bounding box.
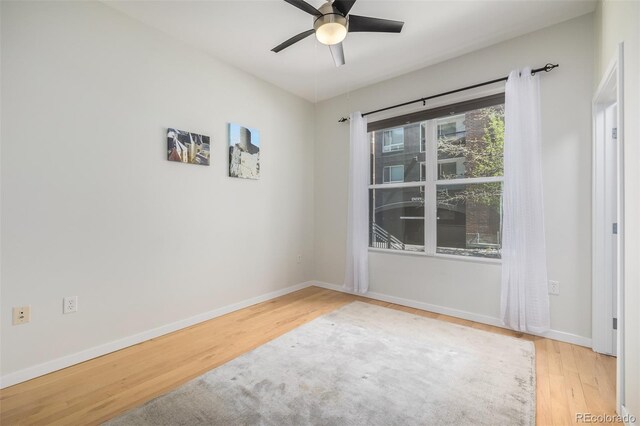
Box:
[314,3,347,31]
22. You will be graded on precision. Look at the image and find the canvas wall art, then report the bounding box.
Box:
[167,128,210,166]
[228,123,260,179]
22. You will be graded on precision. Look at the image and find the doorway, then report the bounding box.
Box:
[592,42,625,413]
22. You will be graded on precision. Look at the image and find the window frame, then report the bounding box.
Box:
[368,94,504,263]
[437,158,465,180]
[383,164,405,183]
[419,161,426,182]
[382,128,405,153]
[436,113,466,138]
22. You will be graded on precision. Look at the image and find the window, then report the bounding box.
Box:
[370,187,424,251]
[383,165,405,183]
[368,95,504,259]
[382,128,404,152]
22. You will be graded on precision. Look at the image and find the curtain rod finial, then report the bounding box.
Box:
[338,117,350,123]
[531,63,558,76]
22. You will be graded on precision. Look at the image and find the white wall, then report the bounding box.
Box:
[314,15,594,342]
[0,1,315,379]
[594,0,640,418]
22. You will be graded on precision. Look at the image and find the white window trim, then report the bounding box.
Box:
[437,176,503,185]
[369,181,421,189]
[370,117,504,261]
[382,144,404,153]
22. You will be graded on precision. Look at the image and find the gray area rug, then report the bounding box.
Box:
[106,302,535,426]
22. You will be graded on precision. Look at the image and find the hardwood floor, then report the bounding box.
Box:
[0,286,619,425]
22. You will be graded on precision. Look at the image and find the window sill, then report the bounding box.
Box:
[367,247,502,265]
[433,253,501,265]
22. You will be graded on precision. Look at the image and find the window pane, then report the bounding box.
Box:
[371,123,425,185]
[382,128,404,152]
[390,165,404,182]
[383,165,404,183]
[370,186,425,252]
[436,182,502,258]
[437,105,504,179]
[438,161,458,179]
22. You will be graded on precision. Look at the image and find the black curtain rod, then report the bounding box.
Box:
[338,63,559,123]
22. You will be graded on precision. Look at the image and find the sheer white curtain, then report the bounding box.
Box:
[344,112,370,293]
[500,68,550,333]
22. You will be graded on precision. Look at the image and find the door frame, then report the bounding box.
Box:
[591,42,625,412]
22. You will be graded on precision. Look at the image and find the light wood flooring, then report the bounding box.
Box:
[0,286,619,425]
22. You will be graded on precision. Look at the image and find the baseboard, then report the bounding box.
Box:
[0,281,314,389]
[0,279,594,388]
[313,281,592,348]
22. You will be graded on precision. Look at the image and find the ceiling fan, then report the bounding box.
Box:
[271,0,404,67]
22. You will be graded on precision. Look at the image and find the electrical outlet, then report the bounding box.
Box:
[12,306,31,325]
[63,296,78,314]
[548,280,560,296]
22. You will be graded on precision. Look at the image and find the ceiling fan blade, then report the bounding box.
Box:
[348,15,404,33]
[329,43,345,67]
[332,0,357,16]
[284,0,322,17]
[271,29,315,53]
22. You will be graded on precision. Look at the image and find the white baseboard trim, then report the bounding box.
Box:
[313,281,592,348]
[0,281,314,389]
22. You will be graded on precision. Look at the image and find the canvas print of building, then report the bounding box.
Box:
[167,128,210,166]
[228,123,260,179]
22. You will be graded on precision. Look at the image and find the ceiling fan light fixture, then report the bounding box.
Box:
[315,22,347,45]
[313,13,347,45]
[272,0,405,66]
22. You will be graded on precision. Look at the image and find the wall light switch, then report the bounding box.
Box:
[12,306,31,325]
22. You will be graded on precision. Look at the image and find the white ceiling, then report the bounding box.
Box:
[105,0,596,102]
